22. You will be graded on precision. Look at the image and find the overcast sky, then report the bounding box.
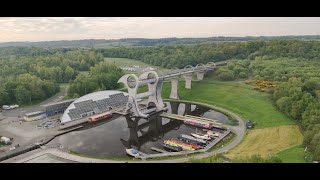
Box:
[1,17,320,42]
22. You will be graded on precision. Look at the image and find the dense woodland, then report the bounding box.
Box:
[0,48,105,105]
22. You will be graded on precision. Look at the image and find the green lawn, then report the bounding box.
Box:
[104,57,170,74]
[161,80,294,129]
[275,145,307,163]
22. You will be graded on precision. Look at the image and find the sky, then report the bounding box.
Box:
[1,17,320,42]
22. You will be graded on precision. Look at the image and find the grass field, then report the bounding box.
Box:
[225,125,303,159]
[104,57,170,74]
[161,80,294,129]
[275,145,306,163]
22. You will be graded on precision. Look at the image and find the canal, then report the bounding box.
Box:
[49,102,230,158]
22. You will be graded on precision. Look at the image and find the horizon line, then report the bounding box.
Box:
[1,34,320,44]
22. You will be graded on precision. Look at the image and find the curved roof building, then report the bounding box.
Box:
[61,90,128,124]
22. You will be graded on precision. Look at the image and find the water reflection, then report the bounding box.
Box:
[50,102,229,157]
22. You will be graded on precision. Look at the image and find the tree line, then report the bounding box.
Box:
[96,40,320,69]
[272,77,320,161]
[2,35,320,48]
[0,48,105,106]
[0,74,59,105]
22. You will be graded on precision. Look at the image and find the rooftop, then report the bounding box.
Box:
[25,111,45,116]
[41,98,77,107]
[61,90,128,123]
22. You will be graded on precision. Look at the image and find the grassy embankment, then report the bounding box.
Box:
[158,74,304,161]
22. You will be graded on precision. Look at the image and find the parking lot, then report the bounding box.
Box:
[36,116,61,130]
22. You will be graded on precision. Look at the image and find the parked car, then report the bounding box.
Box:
[9,105,16,109]
[2,105,10,110]
[245,119,253,129]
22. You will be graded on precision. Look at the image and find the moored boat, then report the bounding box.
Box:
[164,139,195,151]
[184,119,213,129]
[126,148,140,157]
[179,134,207,145]
[191,133,211,140]
[206,130,221,137]
[163,142,183,152]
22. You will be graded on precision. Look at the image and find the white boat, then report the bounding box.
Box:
[191,133,211,140]
[206,130,221,137]
[126,148,140,157]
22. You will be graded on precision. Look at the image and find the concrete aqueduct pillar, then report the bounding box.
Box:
[196,72,205,80]
[183,65,194,89]
[169,77,180,99]
[195,63,207,80]
[183,74,193,89]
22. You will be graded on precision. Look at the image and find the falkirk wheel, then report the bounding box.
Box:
[118,71,167,118]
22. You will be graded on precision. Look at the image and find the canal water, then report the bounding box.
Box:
[50,102,230,158]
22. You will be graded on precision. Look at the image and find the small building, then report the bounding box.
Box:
[0,136,12,145]
[246,119,253,129]
[24,111,47,121]
[41,99,76,117]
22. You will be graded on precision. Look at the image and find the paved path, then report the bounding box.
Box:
[3,103,245,163]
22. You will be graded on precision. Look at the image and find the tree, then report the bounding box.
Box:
[218,71,234,81]
[64,66,75,82]
[239,72,247,79]
[303,77,320,94]
[233,65,246,76]
[227,62,235,70]
[0,87,10,106]
[15,86,31,104]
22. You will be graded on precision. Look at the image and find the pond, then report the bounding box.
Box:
[49,101,229,158]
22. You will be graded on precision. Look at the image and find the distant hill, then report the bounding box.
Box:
[1,35,320,48]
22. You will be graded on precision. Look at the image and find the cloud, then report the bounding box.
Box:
[0,17,320,42]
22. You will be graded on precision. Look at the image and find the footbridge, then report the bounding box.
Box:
[118,62,220,118]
